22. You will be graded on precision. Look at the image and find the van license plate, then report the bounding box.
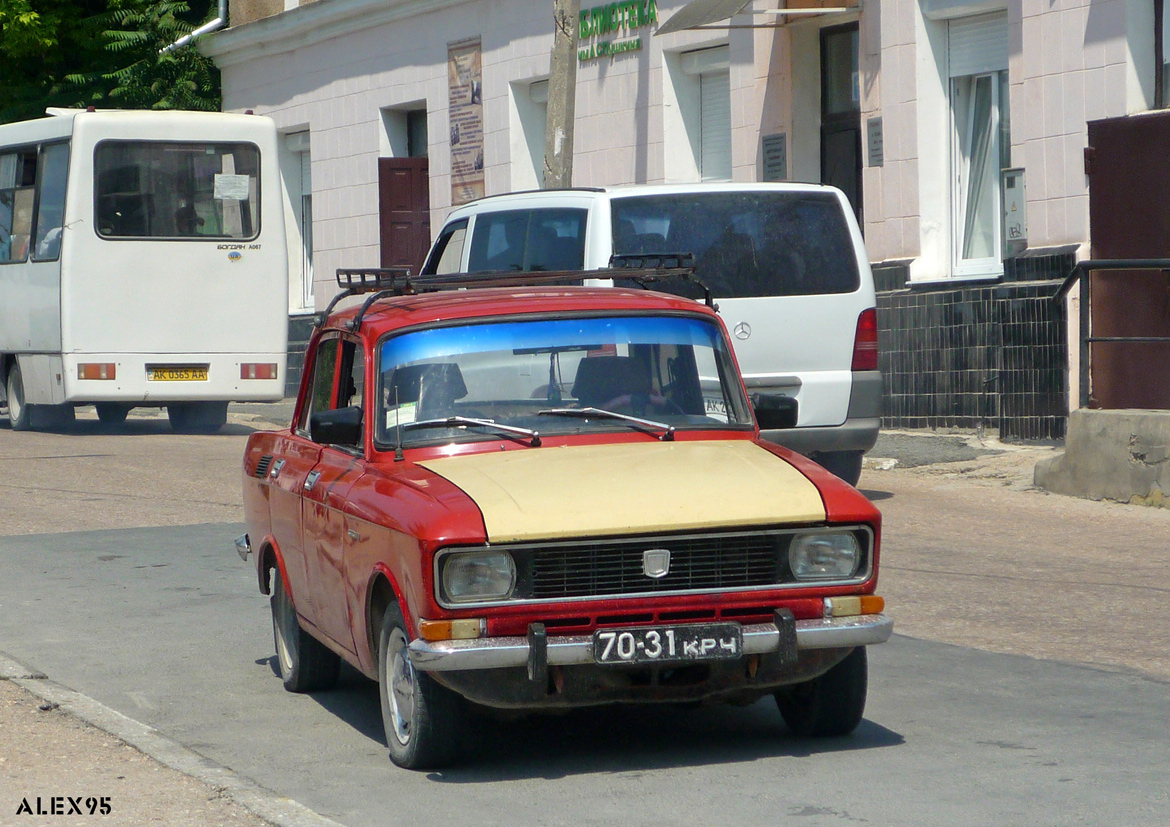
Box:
[593,623,742,665]
[147,366,209,381]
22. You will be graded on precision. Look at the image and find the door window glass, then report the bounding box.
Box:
[300,337,339,433]
[33,142,69,261]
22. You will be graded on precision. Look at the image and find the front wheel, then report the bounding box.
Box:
[270,568,340,693]
[775,646,868,737]
[378,604,467,769]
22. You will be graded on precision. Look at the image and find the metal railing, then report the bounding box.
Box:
[1054,259,1170,408]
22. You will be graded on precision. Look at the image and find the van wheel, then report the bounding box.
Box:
[168,401,228,434]
[812,450,863,486]
[96,403,131,425]
[378,604,467,769]
[775,647,867,737]
[271,568,340,693]
[6,364,31,431]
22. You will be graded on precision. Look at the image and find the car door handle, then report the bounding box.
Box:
[269,459,285,478]
[347,529,361,542]
[304,470,321,491]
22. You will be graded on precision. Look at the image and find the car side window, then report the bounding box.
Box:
[299,336,339,434]
[421,219,468,275]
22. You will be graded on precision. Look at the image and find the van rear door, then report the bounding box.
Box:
[609,187,873,429]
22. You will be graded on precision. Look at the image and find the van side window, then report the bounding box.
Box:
[611,192,860,298]
[0,149,37,264]
[33,143,69,262]
[466,208,586,273]
[421,218,468,275]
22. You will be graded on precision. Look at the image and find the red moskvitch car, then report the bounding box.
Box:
[236,265,891,769]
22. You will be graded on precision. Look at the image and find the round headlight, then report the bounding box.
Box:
[789,533,860,581]
[442,551,517,603]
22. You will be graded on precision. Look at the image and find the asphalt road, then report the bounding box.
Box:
[0,522,1166,826]
[2,412,1169,825]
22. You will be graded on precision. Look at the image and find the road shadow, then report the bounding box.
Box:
[433,702,903,781]
[859,488,894,502]
[3,414,267,438]
[269,655,906,779]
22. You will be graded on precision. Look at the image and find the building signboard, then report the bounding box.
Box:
[578,0,657,62]
[448,37,485,205]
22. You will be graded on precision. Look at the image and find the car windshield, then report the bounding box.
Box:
[376,314,753,447]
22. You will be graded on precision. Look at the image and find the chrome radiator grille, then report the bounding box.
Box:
[526,532,783,599]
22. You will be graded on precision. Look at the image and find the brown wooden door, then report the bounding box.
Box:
[378,158,430,273]
[1086,113,1170,409]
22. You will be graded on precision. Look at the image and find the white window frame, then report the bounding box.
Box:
[950,71,1004,278]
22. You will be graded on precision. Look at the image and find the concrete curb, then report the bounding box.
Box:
[0,652,343,827]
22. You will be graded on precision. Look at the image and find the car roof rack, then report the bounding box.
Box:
[412,253,714,308]
[605,253,713,308]
[318,268,412,331]
[323,253,713,331]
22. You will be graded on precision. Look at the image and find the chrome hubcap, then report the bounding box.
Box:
[387,628,415,746]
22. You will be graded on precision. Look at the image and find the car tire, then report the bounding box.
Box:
[6,363,31,431]
[168,401,228,434]
[812,450,864,487]
[270,568,341,693]
[378,603,467,769]
[775,646,868,737]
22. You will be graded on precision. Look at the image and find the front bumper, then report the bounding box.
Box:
[408,613,892,673]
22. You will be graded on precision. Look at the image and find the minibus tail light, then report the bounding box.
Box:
[78,363,116,380]
[241,363,278,380]
[851,308,878,371]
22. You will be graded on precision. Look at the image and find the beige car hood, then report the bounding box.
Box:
[417,440,825,543]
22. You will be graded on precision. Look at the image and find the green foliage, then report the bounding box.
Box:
[0,0,221,124]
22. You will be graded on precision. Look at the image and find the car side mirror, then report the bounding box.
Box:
[310,405,363,446]
[751,393,798,431]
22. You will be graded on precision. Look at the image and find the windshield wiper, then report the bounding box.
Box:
[402,417,542,447]
[538,407,675,441]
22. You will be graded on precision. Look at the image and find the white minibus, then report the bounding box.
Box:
[0,109,288,433]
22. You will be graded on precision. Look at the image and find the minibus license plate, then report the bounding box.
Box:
[147,366,209,381]
[593,623,741,665]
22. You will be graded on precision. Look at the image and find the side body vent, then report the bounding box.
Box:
[254,455,273,479]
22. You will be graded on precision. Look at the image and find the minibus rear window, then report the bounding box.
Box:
[94,141,260,240]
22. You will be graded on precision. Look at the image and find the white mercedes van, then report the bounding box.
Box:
[420,183,879,485]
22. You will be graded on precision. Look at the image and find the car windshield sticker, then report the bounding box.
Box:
[387,402,418,429]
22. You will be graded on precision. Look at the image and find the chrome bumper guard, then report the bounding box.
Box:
[234,534,251,562]
[408,613,893,673]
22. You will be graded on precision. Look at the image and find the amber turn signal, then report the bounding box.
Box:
[417,618,484,641]
[824,595,884,618]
